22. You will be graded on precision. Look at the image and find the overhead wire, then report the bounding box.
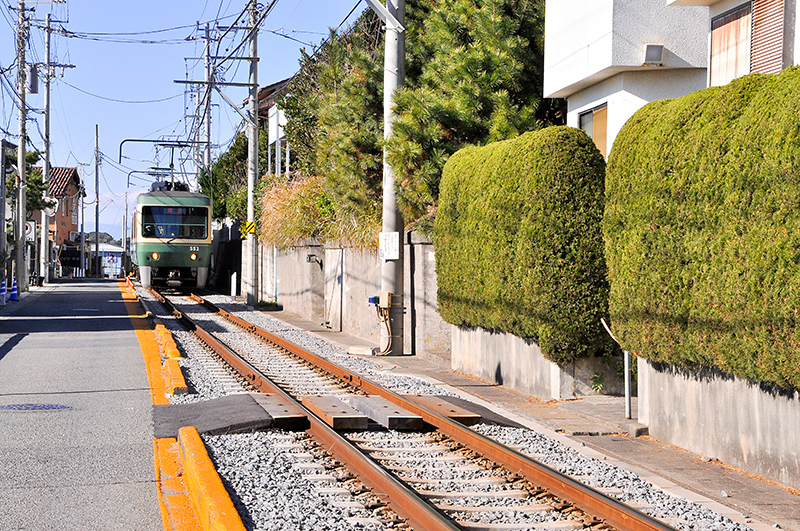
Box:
[54,78,183,104]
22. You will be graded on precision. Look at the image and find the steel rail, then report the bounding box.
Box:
[191,293,678,531]
[152,289,461,531]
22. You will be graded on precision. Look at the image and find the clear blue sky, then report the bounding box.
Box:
[1,0,367,239]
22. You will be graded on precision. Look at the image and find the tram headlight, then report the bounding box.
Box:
[151,252,160,261]
[190,253,198,261]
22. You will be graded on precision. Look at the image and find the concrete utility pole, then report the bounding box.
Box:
[245,0,259,305]
[366,0,406,355]
[204,23,212,170]
[16,0,28,292]
[94,124,100,277]
[40,13,51,284]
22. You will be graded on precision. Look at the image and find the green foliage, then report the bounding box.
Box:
[279,12,386,238]
[435,126,609,364]
[275,0,563,243]
[227,172,277,231]
[4,150,54,213]
[605,67,800,390]
[387,0,563,232]
[199,131,271,221]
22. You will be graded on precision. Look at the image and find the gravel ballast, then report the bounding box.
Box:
[139,289,757,531]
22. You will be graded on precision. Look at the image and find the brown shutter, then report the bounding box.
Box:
[751,0,785,74]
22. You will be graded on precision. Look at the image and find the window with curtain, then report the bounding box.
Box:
[579,104,608,159]
[710,3,752,87]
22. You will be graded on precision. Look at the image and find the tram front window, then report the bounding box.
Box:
[142,206,208,239]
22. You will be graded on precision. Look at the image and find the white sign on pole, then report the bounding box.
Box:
[25,220,36,242]
[379,231,400,260]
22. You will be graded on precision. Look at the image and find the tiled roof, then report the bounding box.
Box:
[47,167,81,197]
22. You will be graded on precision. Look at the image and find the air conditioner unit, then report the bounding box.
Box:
[644,44,664,66]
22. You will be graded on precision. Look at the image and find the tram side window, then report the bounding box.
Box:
[142,206,208,239]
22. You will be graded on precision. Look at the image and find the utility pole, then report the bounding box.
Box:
[94,124,100,277]
[366,0,406,355]
[245,0,259,305]
[204,23,212,170]
[16,0,28,293]
[381,0,406,355]
[40,13,51,284]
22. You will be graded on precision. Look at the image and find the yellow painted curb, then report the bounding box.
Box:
[178,426,247,531]
[121,282,245,531]
[155,438,200,530]
[165,358,189,395]
[156,324,183,359]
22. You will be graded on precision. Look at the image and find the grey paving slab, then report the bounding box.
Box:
[0,279,161,530]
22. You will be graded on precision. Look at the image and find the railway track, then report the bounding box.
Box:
[149,288,679,531]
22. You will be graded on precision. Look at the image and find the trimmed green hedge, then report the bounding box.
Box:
[435,126,609,364]
[606,68,800,390]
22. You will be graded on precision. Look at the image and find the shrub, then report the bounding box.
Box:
[435,126,609,364]
[605,67,800,390]
[259,174,380,249]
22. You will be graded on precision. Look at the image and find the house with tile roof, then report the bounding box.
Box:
[46,167,83,248]
[29,167,84,275]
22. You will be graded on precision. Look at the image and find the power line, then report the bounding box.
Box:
[55,78,183,104]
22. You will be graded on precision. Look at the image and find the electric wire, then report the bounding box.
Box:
[54,78,183,104]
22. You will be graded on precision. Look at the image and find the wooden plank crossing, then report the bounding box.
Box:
[403,395,483,425]
[348,395,424,431]
[252,393,310,431]
[301,395,369,430]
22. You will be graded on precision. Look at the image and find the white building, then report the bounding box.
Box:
[543,0,709,157]
[668,0,800,87]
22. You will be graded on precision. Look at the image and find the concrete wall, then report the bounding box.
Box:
[566,68,708,154]
[638,358,800,487]
[452,326,625,400]
[544,0,708,98]
[258,241,325,322]
[255,233,450,362]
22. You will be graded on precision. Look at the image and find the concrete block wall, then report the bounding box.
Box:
[639,358,800,487]
[255,233,450,362]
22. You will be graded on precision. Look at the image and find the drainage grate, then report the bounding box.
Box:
[0,404,71,411]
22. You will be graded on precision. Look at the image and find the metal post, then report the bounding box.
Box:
[624,351,632,420]
[245,0,259,304]
[380,0,405,355]
[275,131,281,179]
[16,0,28,292]
[80,184,85,276]
[95,124,99,277]
[0,139,8,279]
[123,191,127,276]
[40,13,51,284]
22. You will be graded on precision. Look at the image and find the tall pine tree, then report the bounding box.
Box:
[387,0,560,231]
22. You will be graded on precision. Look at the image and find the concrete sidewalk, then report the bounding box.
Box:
[0,279,161,530]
